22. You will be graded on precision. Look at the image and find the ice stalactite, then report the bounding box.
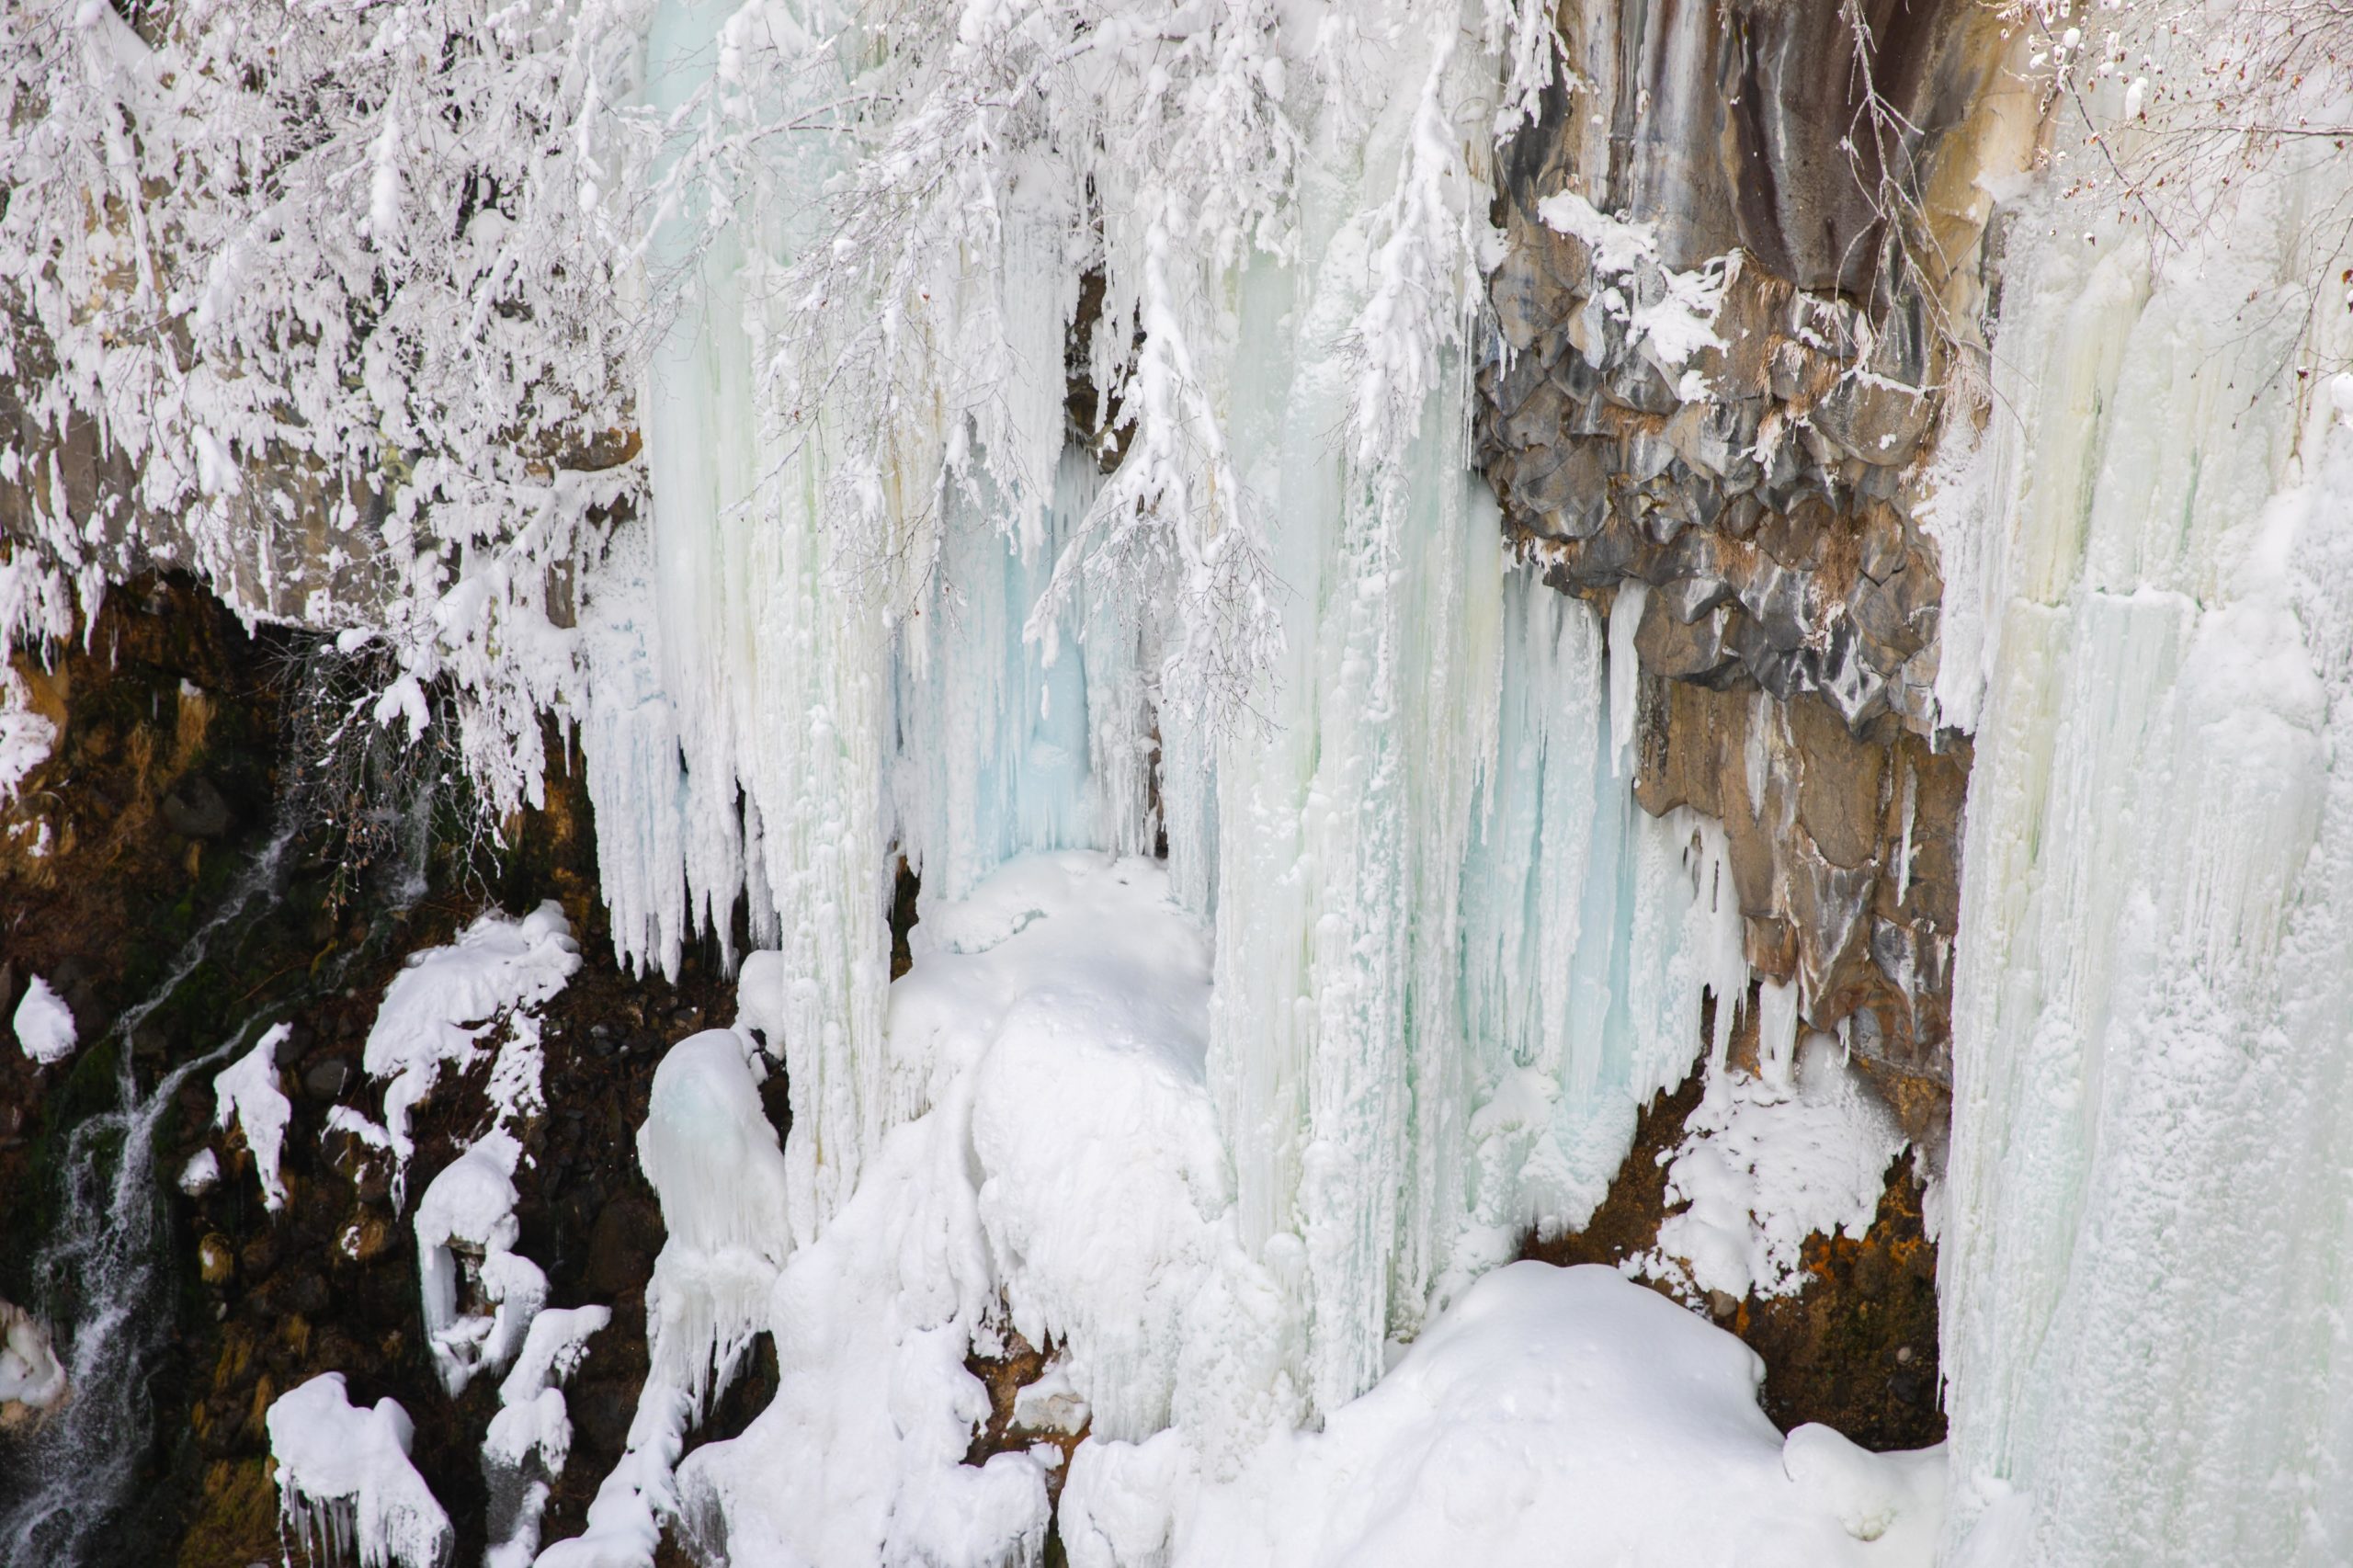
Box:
[1933,50,2353,1567]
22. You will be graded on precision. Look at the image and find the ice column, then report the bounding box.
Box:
[1199,28,1740,1418]
[608,0,897,1239]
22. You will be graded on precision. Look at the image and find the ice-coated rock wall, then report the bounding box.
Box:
[1475,0,2040,1094]
[1931,35,2353,1563]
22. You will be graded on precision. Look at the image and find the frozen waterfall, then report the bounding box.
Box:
[540,0,1770,1560]
[587,0,1735,1438]
[1932,45,2353,1568]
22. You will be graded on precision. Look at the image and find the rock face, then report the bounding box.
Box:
[1629,680,1969,1119]
[1487,0,2049,1432]
[1479,0,2037,1094]
[0,577,747,1566]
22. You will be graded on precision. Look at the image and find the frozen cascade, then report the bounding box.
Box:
[532,0,1773,1557]
[579,0,1753,1439]
[1932,47,2353,1568]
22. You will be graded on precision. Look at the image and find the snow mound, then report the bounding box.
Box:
[0,1299,67,1422]
[1063,1262,1944,1568]
[267,1372,453,1568]
[13,975,75,1064]
[666,852,1208,1568]
[177,1146,222,1197]
[929,852,1224,1441]
[415,1131,546,1396]
[214,1025,295,1210]
[1645,1031,1908,1301]
[364,901,580,1199]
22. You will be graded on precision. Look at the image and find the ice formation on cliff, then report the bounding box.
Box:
[517,0,1845,1561]
[498,23,1745,1540]
[415,1131,549,1397]
[484,1306,610,1568]
[212,1025,294,1211]
[1644,1030,1906,1304]
[629,853,1900,1568]
[0,1300,67,1420]
[11,973,76,1065]
[362,902,581,1200]
[266,1373,453,1568]
[1929,28,2353,1566]
[0,670,54,807]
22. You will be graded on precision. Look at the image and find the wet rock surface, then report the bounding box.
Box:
[0,574,758,1566]
[1526,1045,1945,1452]
[160,814,747,1568]
[1474,0,2036,1097]
[1632,680,1969,1101]
[1482,140,1947,733]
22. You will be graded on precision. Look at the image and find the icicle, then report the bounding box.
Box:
[1607,582,1648,778]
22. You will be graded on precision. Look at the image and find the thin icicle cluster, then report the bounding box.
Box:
[266,1373,454,1568]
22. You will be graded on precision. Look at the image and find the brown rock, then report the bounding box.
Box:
[1786,695,1885,870]
[337,1213,396,1264]
[584,1196,664,1299]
